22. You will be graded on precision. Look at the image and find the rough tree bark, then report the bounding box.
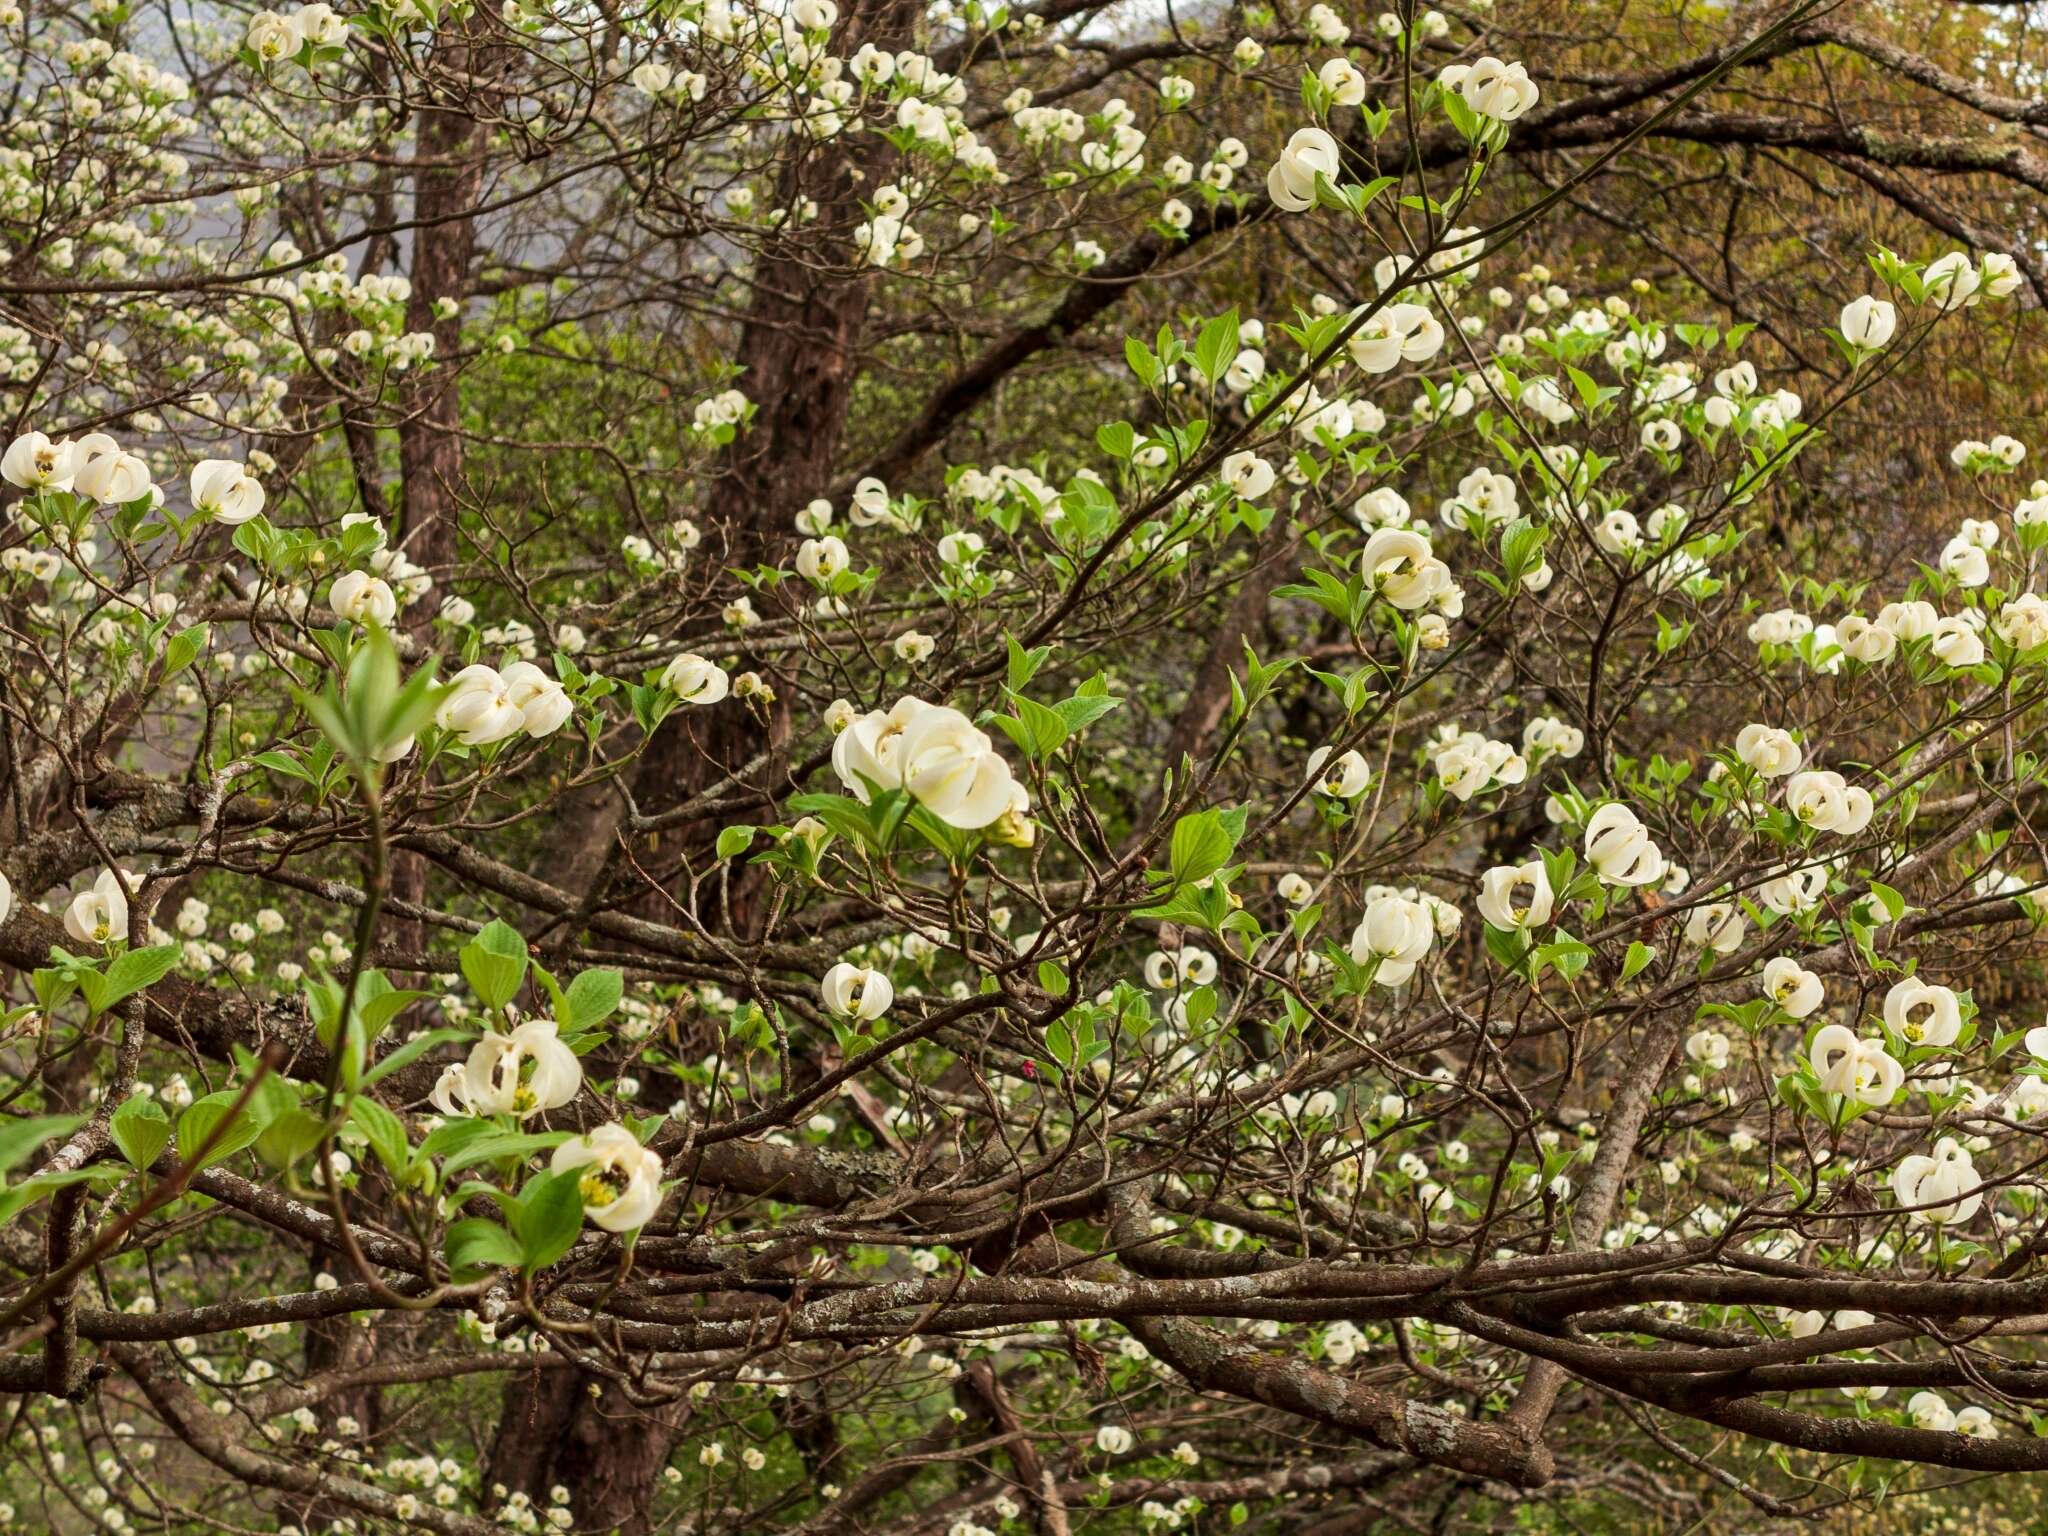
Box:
[388,32,491,950]
[560,0,924,925]
[487,0,924,1511]
[482,1364,692,1536]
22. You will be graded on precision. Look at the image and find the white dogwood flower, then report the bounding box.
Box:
[821,962,893,1022]
[1583,804,1666,887]
[191,459,266,525]
[661,654,730,704]
[1476,861,1552,932]
[552,1124,664,1232]
[1266,127,1340,212]
[328,570,397,627]
[64,868,131,945]
[1808,1025,1902,1106]
[463,1018,583,1117]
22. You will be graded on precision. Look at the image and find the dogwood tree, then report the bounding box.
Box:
[5,0,2048,1531]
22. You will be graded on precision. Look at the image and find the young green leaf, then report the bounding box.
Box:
[110,1097,171,1170]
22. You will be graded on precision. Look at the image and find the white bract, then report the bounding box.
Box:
[1734,724,1802,778]
[821,962,893,1022]
[2,432,77,490]
[1307,746,1372,799]
[661,654,731,703]
[1882,978,1961,1048]
[832,697,1022,830]
[1808,1026,1903,1106]
[552,1124,665,1232]
[1839,295,1896,349]
[190,459,266,525]
[329,571,398,627]
[1360,527,1455,611]
[1266,127,1340,213]
[1890,1137,1980,1225]
[462,1018,583,1117]
[1583,805,1667,887]
[1783,770,1873,835]
[1476,861,1552,932]
[64,868,131,945]
[1349,893,1435,986]
[1442,57,1539,122]
[1432,731,1525,802]
[73,434,154,505]
[1760,957,1823,1018]
[438,665,568,745]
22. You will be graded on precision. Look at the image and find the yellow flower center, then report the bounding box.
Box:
[579,1167,628,1208]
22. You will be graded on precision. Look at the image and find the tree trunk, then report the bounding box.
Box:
[483,1367,687,1536]
[397,48,486,588]
[494,0,921,1515]
[566,0,921,924]
[387,35,490,955]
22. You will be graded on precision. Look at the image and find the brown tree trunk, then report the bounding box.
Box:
[296,1252,383,1531]
[483,1368,687,1536]
[493,0,920,1516]
[566,0,922,925]
[397,52,486,588]
[388,35,490,955]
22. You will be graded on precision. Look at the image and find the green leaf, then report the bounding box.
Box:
[256,1108,330,1171]
[0,1114,85,1177]
[176,1092,269,1169]
[72,968,110,1016]
[414,1117,500,1169]
[1499,519,1547,581]
[1622,941,1656,981]
[439,1129,572,1178]
[348,1097,410,1177]
[444,1217,525,1280]
[787,791,885,851]
[31,967,78,1016]
[1005,633,1054,692]
[0,1168,109,1230]
[355,974,427,1042]
[1168,808,1240,889]
[303,970,421,1089]
[562,969,624,1033]
[230,513,278,565]
[158,624,209,682]
[252,749,315,784]
[94,944,180,1016]
[1534,933,1593,982]
[361,1027,471,1088]
[1192,308,1241,384]
[1052,692,1121,734]
[1483,924,1530,976]
[716,824,756,859]
[528,960,569,1026]
[1095,421,1136,461]
[1010,696,1070,759]
[460,920,530,1011]
[110,1097,170,1170]
[904,805,974,864]
[510,1168,587,1273]
[1564,364,1604,413]
[1124,335,1161,388]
